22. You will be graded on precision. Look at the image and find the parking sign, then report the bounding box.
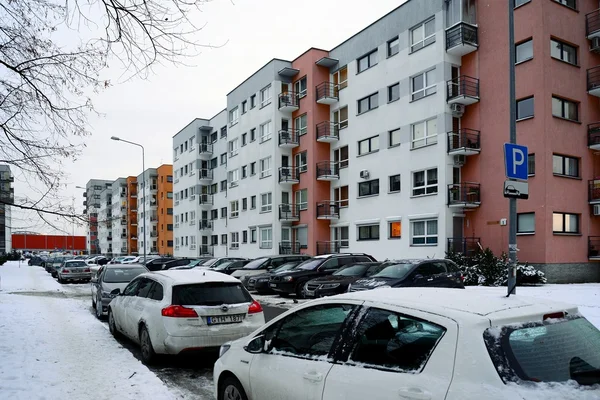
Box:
[504,143,528,181]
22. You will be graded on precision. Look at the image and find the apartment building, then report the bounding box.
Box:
[137,165,173,256]
[84,179,112,254]
[97,186,113,255]
[0,165,13,254]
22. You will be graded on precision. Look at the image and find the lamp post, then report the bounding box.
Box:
[111,136,146,263]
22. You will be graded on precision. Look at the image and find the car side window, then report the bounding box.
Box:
[320,258,340,270]
[137,279,154,298]
[148,282,164,301]
[269,304,356,359]
[414,262,443,276]
[432,262,448,273]
[444,261,459,273]
[271,258,287,268]
[353,256,372,263]
[348,308,446,372]
[123,278,142,296]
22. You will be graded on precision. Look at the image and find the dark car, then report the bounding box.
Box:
[161,258,195,270]
[349,259,464,292]
[211,259,251,275]
[231,255,312,288]
[269,253,376,298]
[144,257,174,271]
[197,257,248,269]
[304,262,384,298]
[28,256,46,267]
[247,261,303,294]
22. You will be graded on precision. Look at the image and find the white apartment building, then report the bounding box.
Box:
[137,168,159,255]
[84,179,113,254]
[110,178,129,255]
[97,186,113,255]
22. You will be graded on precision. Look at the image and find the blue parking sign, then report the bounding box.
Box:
[504,143,528,181]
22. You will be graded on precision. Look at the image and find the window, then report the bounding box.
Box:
[220,180,227,192]
[295,114,307,136]
[410,17,435,52]
[220,153,227,165]
[358,179,379,197]
[210,157,217,169]
[229,107,239,126]
[552,154,579,177]
[333,107,348,130]
[389,128,401,147]
[211,235,218,245]
[387,37,400,57]
[334,146,349,168]
[553,212,579,234]
[250,94,256,109]
[166,192,173,199]
[230,200,239,218]
[250,162,256,175]
[221,234,227,245]
[211,209,218,220]
[260,121,272,142]
[260,192,272,212]
[358,92,378,114]
[294,77,307,97]
[528,154,535,176]
[242,230,248,243]
[242,100,247,114]
[210,131,217,143]
[228,169,240,187]
[358,135,379,155]
[250,128,256,142]
[411,219,438,245]
[412,168,438,196]
[259,227,272,249]
[517,213,535,234]
[551,39,577,65]
[260,156,272,178]
[230,232,239,249]
[357,50,377,73]
[166,175,173,183]
[389,174,401,193]
[516,39,533,63]
[411,69,436,101]
[552,96,578,122]
[358,224,380,241]
[229,138,239,157]
[388,83,400,103]
[221,207,227,218]
[242,133,247,146]
[553,0,576,10]
[260,84,272,107]
[242,165,248,179]
[295,189,308,210]
[334,186,349,207]
[220,126,227,138]
[167,208,173,215]
[411,118,437,149]
[515,0,530,6]
[389,221,401,239]
[295,151,307,173]
[251,195,256,209]
[333,66,348,90]
[242,198,247,211]
[517,97,534,120]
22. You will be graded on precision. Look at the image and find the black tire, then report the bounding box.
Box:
[295,282,306,299]
[139,325,156,365]
[108,309,120,338]
[95,295,104,319]
[92,296,96,309]
[57,275,63,284]
[219,376,248,400]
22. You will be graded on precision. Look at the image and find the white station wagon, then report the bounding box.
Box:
[213,288,600,400]
[107,270,265,364]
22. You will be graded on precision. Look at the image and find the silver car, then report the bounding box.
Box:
[91,264,148,319]
[57,260,91,283]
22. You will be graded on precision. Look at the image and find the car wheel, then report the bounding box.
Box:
[57,275,63,283]
[92,296,96,309]
[295,283,306,299]
[219,376,248,400]
[108,309,120,338]
[139,325,156,364]
[95,296,103,319]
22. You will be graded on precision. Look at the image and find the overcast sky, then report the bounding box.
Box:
[11,0,405,236]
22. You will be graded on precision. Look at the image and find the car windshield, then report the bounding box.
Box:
[273,263,298,273]
[172,282,252,306]
[241,257,269,270]
[296,259,324,271]
[333,264,370,276]
[65,261,87,268]
[213,261,233,270]
[188,259,208,267]
[484,316,600,386]
[103,267,147,283]
[200,258,218,266]
[371,262,415,279]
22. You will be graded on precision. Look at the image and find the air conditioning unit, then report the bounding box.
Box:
[594,204,600,216]
[450,103,465,117]
[453,155,466,167]
[359,170,370,179]
[591,37,600,52]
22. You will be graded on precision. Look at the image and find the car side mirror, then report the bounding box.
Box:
[110,288,121,296]
[413,274,424,281]
[244,335,266,354]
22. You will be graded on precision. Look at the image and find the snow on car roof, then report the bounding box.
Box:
[150,269,241,285]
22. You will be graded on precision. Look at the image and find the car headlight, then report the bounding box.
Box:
[320,283,340,289]
[101,290,114,299]
[375,285,392,289]
[283,276,294,282]
[219,342,231,358]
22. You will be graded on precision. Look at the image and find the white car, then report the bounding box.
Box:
[107,270,265,364]
[213,288,600,400]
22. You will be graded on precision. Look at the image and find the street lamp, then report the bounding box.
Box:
[111,136,146,262]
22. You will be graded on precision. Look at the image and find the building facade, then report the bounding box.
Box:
[84,179,112,254]
[12,233,86,252]
[97,186,113,255]
[0,165,13,254]
[137,165,173,256]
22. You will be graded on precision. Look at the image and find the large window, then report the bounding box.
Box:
[411,69,436,101]
[295,114,307,136]
[388,83,400,102]
[389,221,401,239]
[259,227,272,249]
[229,107,239,126]
[228,169,239,187]
[358,179,379,197]
[333,66,348,90]
[230,200,239,218]
[229,138,239,157]
[260,156,272,178]
[260,84,272,107]
[334,186,349,207]
[260,121,272,142]
[411,118,437,149]
[295,189,308,210]
[230,232,239,249]
[516,39,533,63]
[517,97,534,120]
[295,151,307,173]
[552,96,578,122]
[333,107,348,129]
[358,93,378,114]
[552,154,579,177]
[412,168,438,196]
[358,224,380,241]
[294,76,307,97]
[389,174,401,193]
[410,18,435,52]
[389,128,401,147]
[411,219,438,245]
[553,212,579,234]
[517,213,535,234]
[260,192,272,213]
[358,136,379,156]
[357,50,378,73]
[334,146,349,169]
[550,39,577,65]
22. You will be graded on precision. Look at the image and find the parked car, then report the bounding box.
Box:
[28,256,46,267]
[49,256,74,277]
[210,260,251,275]
[56,259,92,283]
[121,256,141,264]
[269,253,377,298]
[349,259,464,292]
[109,256,136,264]
[170,258,214,270]
[144,257,174,271]
[107,270,265,364]
[91,264,148,319]
[196,257,248,269]
[304,262,384,298]
[247,261,303,294]
[161,258,195,270]
[214,288,600,400]
[231,255,311,287]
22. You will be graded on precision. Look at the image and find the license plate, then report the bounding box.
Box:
[269,283,277,288]
[207,314,244,325]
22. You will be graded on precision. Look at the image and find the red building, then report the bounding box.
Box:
[12,234,87,253]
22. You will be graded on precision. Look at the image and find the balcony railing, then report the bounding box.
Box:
[587,66,600,96]
[199,220,213,230]
[199,194,214,205]
[589,236,600,259]
[315,82,338,104]
[150,232,158,238]
[445,22,478,55]
[278,129,300,147]
[278,91,299,110]
[198,143,213,155]
[279,241,302,255]
[447,76,480,105]
[279,204,300,221]
[447,237,481,257]
[278,166,300,184]
[586,9,600,39]
[121,234,127,239]
[447,129,481,155]
[589,123,600,150]
[316,201,340,219]
[198,169,213,180]
[150,216,158,222]
[316,121,340,142]
[448,183,481,208]
[199,245,214,256]
[316,241,341,256]
[316,161,339,180]
[589,180,600,203]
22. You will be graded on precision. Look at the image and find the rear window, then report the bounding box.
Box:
[66,261,87,268]
[484,315,600,386]
[172,282,253,306]
[371,263,415,279]
[242,257,269,270]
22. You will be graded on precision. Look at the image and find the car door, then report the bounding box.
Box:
[430,261,456,288]
[410,262,444,288]
[249,302,360,400]
[126,278,155,342]
[114,278,143,339]
[91,266,104,299]
[322,304,458,400]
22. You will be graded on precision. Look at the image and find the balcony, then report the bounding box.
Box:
[316,201,339,220]
[590,123,600,150]
[199,194,214,207]
[589,236,600,260]
[150,232,158,238]
[315,82,338,105]
[199,245,214,256]
[278,129,300,149]
[150,216,158,222]
[447,129,481,156]
[586,9,600,39]
[447,237,481,257]
[448,183,481,208]
[279,204,300,221]
[278,166,300,185]
[447,76,480,105]
[316,161,339,181]
[316,241,340,256]
[279,241,302,255]
[198,143,213,156]
[316,122,339,143]
[445,22,478,57]
[278,91,299,112]
[588,67,600,97]
[199,220,213,231]
[198,169,213,182]
[589,180,600,204]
